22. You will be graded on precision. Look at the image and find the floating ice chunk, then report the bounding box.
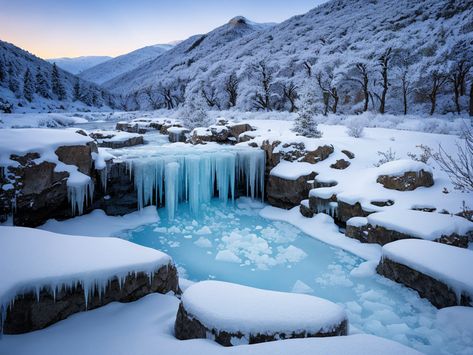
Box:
[194,237,212,248]
[350,260,378,278]
[291,280,314,294]
[215,250,242,263]
[195,226,212,235]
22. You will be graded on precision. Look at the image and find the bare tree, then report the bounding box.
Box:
[303,61,312,77]
[349,63,369,112]
[224,72,239,108]
[373,47,392,114]
[450,60,471,114]
[428,71,449,115]
[399,66,414,115]
[159,85,175,109]
[282,82,298,112]
[433,127,473,192]
[201,84,221,110]
[316,71,339,114]
[144,86,161,110]
[251,61,274,111]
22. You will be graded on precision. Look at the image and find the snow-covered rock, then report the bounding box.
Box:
[174,280,347,346]
[89,130,144,148]
[376,160,434,191]
[346,210,473,247]
[377,239,473,308]
[0,226,178,334]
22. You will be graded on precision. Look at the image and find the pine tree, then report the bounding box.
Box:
[23,68,35,102]
[292,85,322,138]
[8,63,19,95]
[35,67,50,98]
[73,79,81,101]
[51,63,66,100]
[180,94,212,130]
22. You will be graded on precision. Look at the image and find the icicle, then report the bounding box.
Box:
[165,162,180,221]
[67,177,94,216]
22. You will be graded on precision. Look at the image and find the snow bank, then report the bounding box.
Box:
[0,226,171,312]
[382,239,473,299]
[39,206,158,237]
[181,280,346,335]
[0,292,422,355]
[367,210,473,240]
[270,160,315,180]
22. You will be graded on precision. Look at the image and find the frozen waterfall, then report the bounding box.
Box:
[127,146,265,219]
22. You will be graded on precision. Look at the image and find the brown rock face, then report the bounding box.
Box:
[338,201,372,224]
[2,143,97,227]
[174,303,348,346]
[377,170,434,191]
[267,172,316,209]
[341,150,355,159]
[301,145,334,164]
[2,263,179,334]
[330,159,351,170]
[376,258,471,309]
[227,123,253,139]
[188,127,230,145]
[346,223,469,247]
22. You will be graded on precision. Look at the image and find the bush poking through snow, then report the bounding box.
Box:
[345,116,368,138]
[374,148,398,167]
[407,144,432,164]
[179,95,213,130]
[292,85,322,138]
[433,127,473,192]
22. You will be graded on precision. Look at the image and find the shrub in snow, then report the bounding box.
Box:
[345,116,368,138]
[179,95,213,130]
[374,148,398,167]
[292,85,322,138]
[407,144,432,164]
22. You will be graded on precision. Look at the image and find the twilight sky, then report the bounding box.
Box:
[0,0,326,59]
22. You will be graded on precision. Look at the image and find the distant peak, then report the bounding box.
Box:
[228,16,248,26]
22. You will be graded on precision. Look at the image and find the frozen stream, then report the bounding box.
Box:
[121,199,472,355]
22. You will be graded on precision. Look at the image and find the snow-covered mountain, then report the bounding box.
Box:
[47,56,112,74]
[103,16,275,97]
[79,44,174,85]
[0,40,117,112]
[105,0,473,115]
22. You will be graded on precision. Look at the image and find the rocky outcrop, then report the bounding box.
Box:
[174,303,348,347]
[346,223,469,247]
[338,201,373,224]
[376,258,471,308]
[2,143,97,227]
[330,159,350,170]
[93,161,137,215]
[377,170,434,191]
[168,128,190,143]
[227,123,254,139]
[188,126,230,145]
[89,131,144,149]
[301,145,334,164]
[2,263,179,334]
[267,172,316,209]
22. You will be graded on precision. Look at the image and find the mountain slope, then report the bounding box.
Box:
[47,56,112,75]
[0,40,117,112]
[79,44,173,85]
[103,16,275,95]
[107,0,473,114]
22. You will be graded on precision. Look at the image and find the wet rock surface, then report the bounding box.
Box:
[267,172,316,209]
[376,258,471,309]
[3,263,179,334]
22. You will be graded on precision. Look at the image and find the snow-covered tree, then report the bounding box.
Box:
[51,63,66,100]
[23,68,34,102]
[8,63,19,95]
[35,67,50,98]
[292,85,322,138]
[73,79,81,101]
[179,94,212,130]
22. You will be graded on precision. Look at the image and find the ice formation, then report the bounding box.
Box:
[128,146,265,219]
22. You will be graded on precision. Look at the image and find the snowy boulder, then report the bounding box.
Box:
[377,239,473,308]
[89,130,144,149]
[346,210,473,247]
[299,199,314,218]
[0,227,179,334]
[301,144,334,164]
[227,122,254,139]
[376,160,434,191]
[330,159,351,170]
[188,126,230,145]
[168,127,190,143]
[0,129,97,227]
[174,281,347,346]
